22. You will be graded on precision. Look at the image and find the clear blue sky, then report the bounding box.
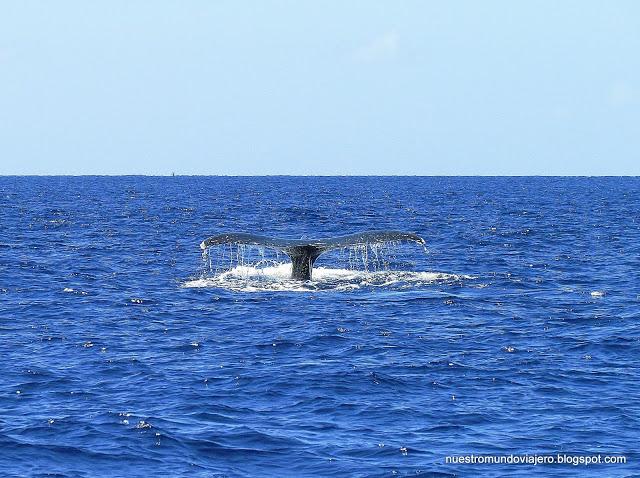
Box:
[1,1,638,175]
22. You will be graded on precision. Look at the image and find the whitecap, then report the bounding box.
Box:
[63,287,88,296]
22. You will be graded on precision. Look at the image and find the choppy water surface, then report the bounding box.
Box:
[1,177,639,477]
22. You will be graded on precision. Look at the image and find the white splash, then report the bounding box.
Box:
[183,264,469,293]
[189,240,465,292]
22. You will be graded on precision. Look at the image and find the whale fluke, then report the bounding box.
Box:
[200,230,425,281]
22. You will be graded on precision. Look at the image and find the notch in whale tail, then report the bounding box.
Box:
[200,230,425,281]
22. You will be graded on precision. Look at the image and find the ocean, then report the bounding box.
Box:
[0,176,638,477]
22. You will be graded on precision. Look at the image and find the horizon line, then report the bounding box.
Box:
[1,174,639,178]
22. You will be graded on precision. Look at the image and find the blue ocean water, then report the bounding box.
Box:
[1,176,639,477]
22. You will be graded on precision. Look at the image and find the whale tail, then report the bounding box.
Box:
[200,230,425,280]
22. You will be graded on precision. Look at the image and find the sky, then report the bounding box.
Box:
[0,1,639,175]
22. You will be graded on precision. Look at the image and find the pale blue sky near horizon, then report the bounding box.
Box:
[1,1,639,175]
